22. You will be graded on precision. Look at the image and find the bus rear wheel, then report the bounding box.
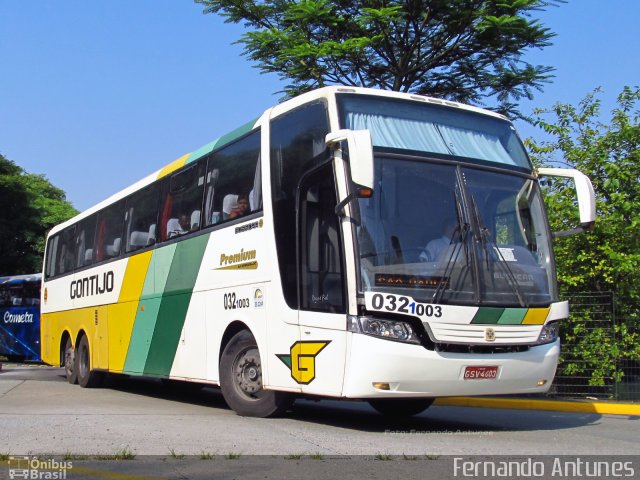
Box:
[63,336,77,384]
[75,335,104,388]
[219,330,293,417]
[367,398,434,417]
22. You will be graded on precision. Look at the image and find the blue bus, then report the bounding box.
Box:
[0,274,41,362]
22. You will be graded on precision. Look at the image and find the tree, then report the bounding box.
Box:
[195,0,561,116]
[0,153,77,274]
[527,87,640,389]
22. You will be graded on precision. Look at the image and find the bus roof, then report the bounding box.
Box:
[0,273,42,285]
[47,86,512,237]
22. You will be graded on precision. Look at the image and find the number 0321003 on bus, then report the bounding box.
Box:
[40,87,596,417]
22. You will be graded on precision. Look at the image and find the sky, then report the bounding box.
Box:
[1,1,639,212]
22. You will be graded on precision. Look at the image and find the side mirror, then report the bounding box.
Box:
[325,129,374,190]
[537,167,596,236]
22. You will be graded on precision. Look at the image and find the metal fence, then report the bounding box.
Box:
[549,292,640,401]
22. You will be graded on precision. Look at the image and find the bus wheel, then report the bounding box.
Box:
[63,337,78,385]
[75,335,104,388]
[219,330,292,417]
[367,398,434,417]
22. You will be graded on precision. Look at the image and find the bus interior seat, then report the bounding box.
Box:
[129,231,148,248]
[147,224,156,245]
[190,210,200,230]
[166,218,181,238]
[84,249,93,265]
[222,194,238,220]
[105,238,121,257]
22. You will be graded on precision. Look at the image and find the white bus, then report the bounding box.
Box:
[41,87,595,417]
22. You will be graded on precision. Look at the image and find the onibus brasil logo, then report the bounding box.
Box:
[8,456,72,479]
[277,341,330,384]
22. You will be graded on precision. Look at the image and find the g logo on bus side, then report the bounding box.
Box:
[276,341,331,384]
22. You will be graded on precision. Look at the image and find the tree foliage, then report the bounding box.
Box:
[0,153,77,274]
[196,0,561,116]
[527,87,640,387]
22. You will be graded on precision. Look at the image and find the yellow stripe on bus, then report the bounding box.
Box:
[522,307,550,325]
[108,251,153,372]
[157,153,189,179]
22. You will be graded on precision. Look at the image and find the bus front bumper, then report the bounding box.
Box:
[342,333,559,398]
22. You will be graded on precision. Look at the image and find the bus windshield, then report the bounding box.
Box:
[339,94,530,170]
[355,157,556,307]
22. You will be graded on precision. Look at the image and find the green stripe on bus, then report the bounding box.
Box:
[143,234,209,376]
[497,308,528,324]
[212,119,257,150]
[123,297,161,374]
[186,118,258,165]
[124,244,177,374]
[471,308,505,324]
[186,139,217,165]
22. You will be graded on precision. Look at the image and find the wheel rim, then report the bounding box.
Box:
[232,346,263,401]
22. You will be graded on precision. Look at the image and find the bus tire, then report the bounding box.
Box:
[63,336,78,385]
[75,335,104,388]
[219,330,293,417]
[367,398,434,417]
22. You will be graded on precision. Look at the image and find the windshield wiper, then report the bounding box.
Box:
[432,187,471,304]
[468,193,528,308]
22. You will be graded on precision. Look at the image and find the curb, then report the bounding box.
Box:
[434,396,640,416]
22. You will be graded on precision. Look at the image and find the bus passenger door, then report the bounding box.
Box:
[296,165,348,397]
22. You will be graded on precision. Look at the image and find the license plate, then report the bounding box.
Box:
[463,366,499,380]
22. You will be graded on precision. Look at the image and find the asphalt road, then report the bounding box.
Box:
[0,363,638,479]
[0,363,637,456]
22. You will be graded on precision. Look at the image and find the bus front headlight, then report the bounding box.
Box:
[536,321,559,345]
[348,315,420,344]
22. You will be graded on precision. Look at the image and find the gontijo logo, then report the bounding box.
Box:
[69,271,114,299]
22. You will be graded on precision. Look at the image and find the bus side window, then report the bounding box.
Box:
[270,100,330,309]
[75,215,97,268]
[159,162,205,242]
[24,280,40,306]
[0,281,10,307]
[125,184,161,253]
[56,226,76,276]
[95,200,125,262]
[204,130,261,227]
[10,283,23,306]
[44,235,59,279]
